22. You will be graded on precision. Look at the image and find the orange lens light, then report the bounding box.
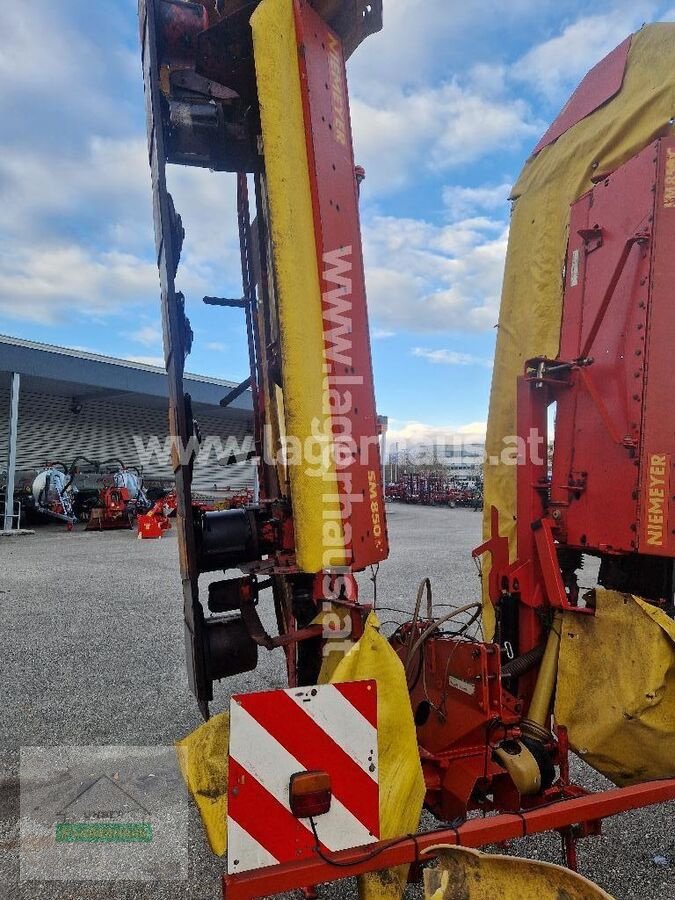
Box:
[289,770,332,818]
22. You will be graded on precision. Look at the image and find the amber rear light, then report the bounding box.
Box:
[289,770,332,818]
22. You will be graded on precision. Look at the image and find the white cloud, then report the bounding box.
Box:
[363,213,508,333]
[0,1,243,329]
[352,84,540,193]
[386,419,487,447]
[0,5,138,154]
[0,130,241,325]
[128,324,162,346]
[412,347,492,368]
[514,8,652,103]
[347,0,553,94]
[443,182,513,219]
[0,244,158,324]
[205,341,227,352]
[0,138,150,241]
[372,328,395,340]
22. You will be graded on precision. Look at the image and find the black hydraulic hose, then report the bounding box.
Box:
[70,455,99,470]
[101,458,126,471]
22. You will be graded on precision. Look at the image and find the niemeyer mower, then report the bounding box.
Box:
[140,3,675,897]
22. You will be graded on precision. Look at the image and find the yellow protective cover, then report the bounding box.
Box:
[175,711,230,856]
[555,589,675,784]
[483,23,675,636]
[175,613,425,892]
[251,0,346,573]
[483,23,675,782]
[424,846,613,900]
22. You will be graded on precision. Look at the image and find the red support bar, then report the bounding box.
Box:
[532,518,570,609]
[222,780,675,899]
[580,232,649,360]
[532,517,593,613]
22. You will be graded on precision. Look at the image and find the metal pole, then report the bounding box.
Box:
[4,372,20,531]
[253,461,260,504]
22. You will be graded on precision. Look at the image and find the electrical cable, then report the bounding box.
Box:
[405,578,433,663]
[369,564,379,608]
[309,818,425,869]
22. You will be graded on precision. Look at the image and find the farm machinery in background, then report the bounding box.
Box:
[138,486,254,538]
[140,2,675,899]
[26,464,78,526]
[80,459,151,530]
[5,453,254,534]
[385,472,482,508]
[11,457,151,529]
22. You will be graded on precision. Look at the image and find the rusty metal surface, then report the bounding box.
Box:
[311,0,382,57]
[140,0,210,711]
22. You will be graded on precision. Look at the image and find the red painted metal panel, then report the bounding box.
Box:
[294,0,388,571]
[532,36,631,156]
[551,141,659,554]
[637,140,675,555]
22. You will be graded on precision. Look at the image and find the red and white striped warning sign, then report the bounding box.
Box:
[227,680,379,874]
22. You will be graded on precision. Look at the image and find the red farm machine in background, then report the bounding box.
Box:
[385,472,482,508]
[139,3,675,898]
[137,487,254,538]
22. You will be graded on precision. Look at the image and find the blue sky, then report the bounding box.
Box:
[1,0,674,446]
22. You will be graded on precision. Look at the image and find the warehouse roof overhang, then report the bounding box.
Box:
[0,334,252,422]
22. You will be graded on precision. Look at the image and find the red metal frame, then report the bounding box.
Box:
[221,779,675,899]
[395,634,524,822]
[478,139,675,684]
[295,0,388,571]
[434,138,675,891]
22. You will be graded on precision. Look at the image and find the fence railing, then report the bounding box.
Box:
[0,497,22,531]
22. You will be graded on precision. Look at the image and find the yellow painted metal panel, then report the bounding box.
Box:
[251,0,346,572]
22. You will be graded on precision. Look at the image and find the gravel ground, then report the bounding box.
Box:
[1,504,673,899]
